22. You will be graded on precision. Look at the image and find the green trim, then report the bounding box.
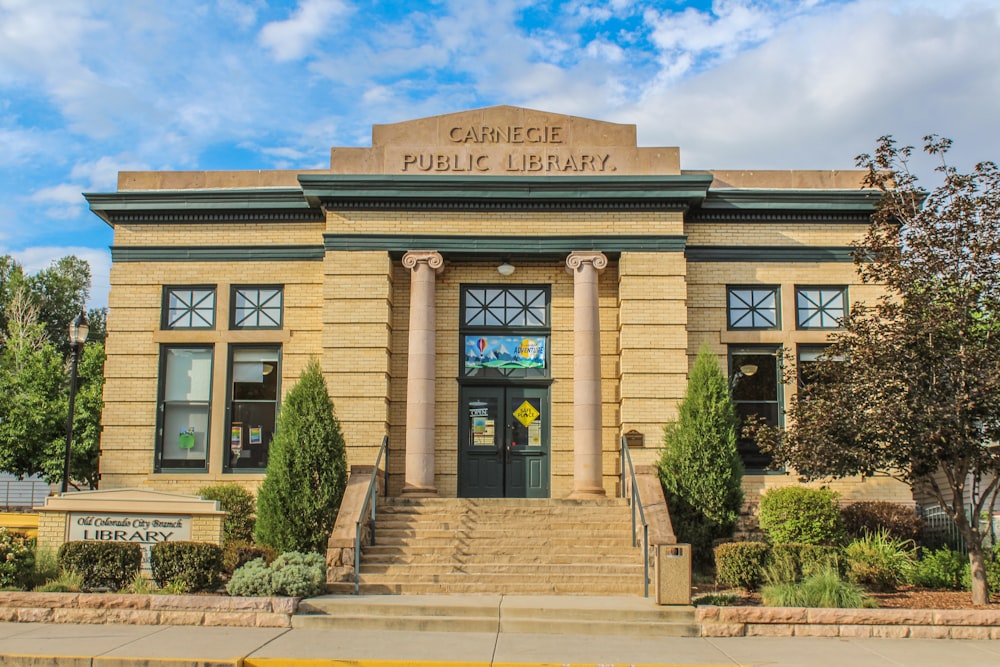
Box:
[687,211,872,223]
[686,246,855,262]
[300,174,713,205]
[111,246,325,262]
[700,189,879,211]
[323,234,687,253]
[84,189,319,225]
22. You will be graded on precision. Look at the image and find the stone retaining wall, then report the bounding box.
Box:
[0,592,297,628]
[698,606,1000,639]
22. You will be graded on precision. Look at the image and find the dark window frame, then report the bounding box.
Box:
[162,285,217,330]
[459,284,551,381]
[224,344,282,473]
[729,345,784,472]
[155,344,214,472]
[727,285,781,330]
[230,285,284,330]
[795,285,848,330]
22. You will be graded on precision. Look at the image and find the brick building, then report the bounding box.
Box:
[85,106,910,506]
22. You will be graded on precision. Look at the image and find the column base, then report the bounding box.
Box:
[568,485,607,499]
[401,484,439,498]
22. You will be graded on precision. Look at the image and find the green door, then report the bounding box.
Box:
[459,386,549,498]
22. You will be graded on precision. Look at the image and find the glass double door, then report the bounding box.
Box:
[458,386,550,498]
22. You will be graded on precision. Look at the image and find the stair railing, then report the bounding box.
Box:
[620,434,650,598]
[354,435,389,595]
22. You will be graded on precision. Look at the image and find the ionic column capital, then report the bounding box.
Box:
[403,250,444,273]
[566,251,608,274]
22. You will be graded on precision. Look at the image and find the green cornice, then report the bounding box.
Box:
[324,234,687,254]
[688,211,872,223]
[696,189,879,212]
[111,246,325,262]
[685,246,855,262]
[300,174,713,209]
[85,189,320,225]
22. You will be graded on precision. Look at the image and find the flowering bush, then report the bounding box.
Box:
[0,528,36,590]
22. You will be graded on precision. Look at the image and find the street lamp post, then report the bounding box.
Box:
[62,310,89,494]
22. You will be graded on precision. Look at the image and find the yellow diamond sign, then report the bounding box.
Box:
[513,400,540,427]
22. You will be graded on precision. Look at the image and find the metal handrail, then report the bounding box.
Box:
[620,434,650,598]
[354,435,389,595]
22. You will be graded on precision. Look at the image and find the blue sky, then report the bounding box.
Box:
[2,0,999,309]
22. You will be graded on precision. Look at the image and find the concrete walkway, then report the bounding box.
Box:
[1,620,1000,667]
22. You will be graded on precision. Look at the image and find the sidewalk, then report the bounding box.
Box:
[1,621,1000,667]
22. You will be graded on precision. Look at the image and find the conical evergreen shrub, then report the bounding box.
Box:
[658,344,744,565]
[255,358,347,553]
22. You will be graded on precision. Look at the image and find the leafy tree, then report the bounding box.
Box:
[658,345,744,565]
[0,257,106,489]
[0,287,65,479]
[255,358,348,553]
[758,136,1000,605]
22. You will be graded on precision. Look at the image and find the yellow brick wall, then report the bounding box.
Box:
[685,222,870,247]
[35,513,67,556]
[327,210,685,236]
[113,222,324,247]
[322,251,395,470]
[190,515,224,543]
[617,251,689,472]
[101,257,324,493]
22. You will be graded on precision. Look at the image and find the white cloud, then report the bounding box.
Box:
[619,0,1000,173]
[9,245,111,310]
[258,0,352,62]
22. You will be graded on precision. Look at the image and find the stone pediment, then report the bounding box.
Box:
[38,488,224,515]
[330,105,680,176]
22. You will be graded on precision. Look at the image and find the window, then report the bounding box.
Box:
[163,287,215,329]
[729,346,781,470]
[797,345,843,391]
[231,286,283,329]
[728,286,780,330]
[464,287,547,327]
[226,346,280,471]
[796,286,847,329]
[156,346,213,470]
[461,286,549,379]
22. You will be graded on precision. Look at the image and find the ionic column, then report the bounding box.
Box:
[566,251,608,498]
[402,250,444,496]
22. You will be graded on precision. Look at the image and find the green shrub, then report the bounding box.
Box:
[0,529,35,590]
[766,543,843,584]
[658,346,744,566]
[226,558,276,597]
[226,551,326,598]
[150,541,223,593]
[761,566,872,608]
[841,501,924,543]
[909,547,967,590]
[256,359,348,553]
[758,487,844,545]
[58,541,141,591]
[223,540,277,574]
[269,551,326,598]
[843,529,915,592]
[199,484,256,545]
[714,541,768,590]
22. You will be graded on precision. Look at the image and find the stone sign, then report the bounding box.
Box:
[36,488,224,572]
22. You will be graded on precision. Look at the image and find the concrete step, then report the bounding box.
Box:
[295,595,697,636]
[361,563,644,576]
[326,581,646,595]
[361,551,640,565]
[369,534,633,548]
